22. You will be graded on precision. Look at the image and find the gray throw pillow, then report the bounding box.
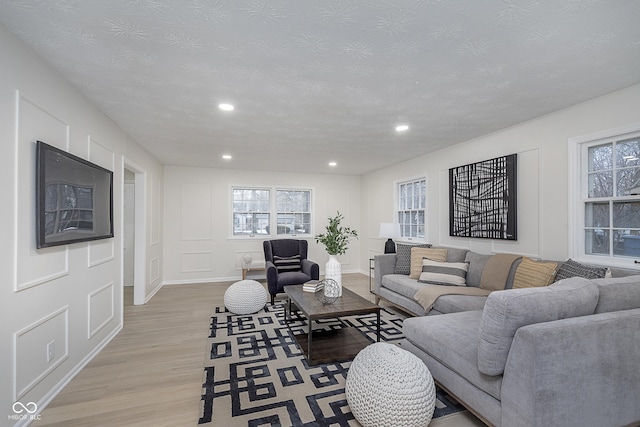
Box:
[394,243,431,275]
[554,258,607,282]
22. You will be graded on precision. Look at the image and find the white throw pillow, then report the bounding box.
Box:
[418,259,469,286]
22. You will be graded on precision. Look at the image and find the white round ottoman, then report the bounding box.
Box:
[345,342,436,427]
[224,280,268,315]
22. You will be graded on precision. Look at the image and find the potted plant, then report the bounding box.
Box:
[315,211,358,295]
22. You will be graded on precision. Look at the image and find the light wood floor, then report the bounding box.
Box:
[33,273,484,427]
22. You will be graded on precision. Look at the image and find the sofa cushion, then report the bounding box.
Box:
[409,247,448,279]
[403,311,503,400]
[477,277,599,376]
[592,275,640,313]
[512,257,558,289]
[554,258,607,282]
[464,252,492,287]
[418,259,469,286]
[381,274,423,300]
[273,255,301,273]
[394,243,431,275]
[432,295,488,314]
[444,247,469,263]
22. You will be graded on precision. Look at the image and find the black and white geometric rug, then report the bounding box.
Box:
[199,302,466,426]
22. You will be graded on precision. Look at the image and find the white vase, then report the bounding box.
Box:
[325,254,342,296]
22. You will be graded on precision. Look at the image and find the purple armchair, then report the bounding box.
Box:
[263,239,320,304]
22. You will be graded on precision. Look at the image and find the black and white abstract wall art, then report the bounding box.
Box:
[449,154,517,240]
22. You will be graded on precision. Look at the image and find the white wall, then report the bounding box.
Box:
[0,24,163,423]
[361,83,640,268]
[163,166,361,284]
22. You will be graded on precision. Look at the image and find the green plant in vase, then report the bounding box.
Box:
[314,211,358,295]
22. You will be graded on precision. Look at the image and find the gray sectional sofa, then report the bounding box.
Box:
[373,247,640,427]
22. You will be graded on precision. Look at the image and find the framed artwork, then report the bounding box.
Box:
[449,154,517,240]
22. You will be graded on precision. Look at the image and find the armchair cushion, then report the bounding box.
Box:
[273,255,302,273]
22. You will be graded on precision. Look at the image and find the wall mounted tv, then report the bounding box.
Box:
[36,141,114,248]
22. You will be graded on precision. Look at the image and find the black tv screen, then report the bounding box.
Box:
[36,141,114,248]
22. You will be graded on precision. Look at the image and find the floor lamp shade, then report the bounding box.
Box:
[379,223,400,254]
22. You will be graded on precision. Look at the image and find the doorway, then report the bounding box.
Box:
[122,159,147,306]
[123,170,135,306]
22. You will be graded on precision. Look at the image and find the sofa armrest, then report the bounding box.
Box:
[373,254,396,295]
[501,308,640,427]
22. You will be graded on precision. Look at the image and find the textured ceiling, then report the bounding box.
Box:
[2,1,640,175]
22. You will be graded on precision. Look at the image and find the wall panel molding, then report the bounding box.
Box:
[14,306,69,400]
[88,282,115,339]
[180,182,212,241]
[180,251,212,273]
[88,239,115,268]
[150,256,160,284]
[14,92,70,292]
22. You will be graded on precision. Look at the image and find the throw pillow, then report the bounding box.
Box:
[394,243,432,275]
[554,258,607,282]
[418,259,469,286]
[273,255,301,273]
[512,257,557,289]
[409,247,448,279]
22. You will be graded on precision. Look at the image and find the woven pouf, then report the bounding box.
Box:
[224,280,268,315]
[345,342,436,427]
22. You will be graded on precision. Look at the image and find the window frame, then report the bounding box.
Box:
[230,185,313,239]
[395,176,427,243]
[568,122,640,268]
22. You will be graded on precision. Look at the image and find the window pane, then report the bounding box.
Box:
[585,202,609,227]
[620,233,640,257]
[585,229,609,255]
[588,171,613,198]
[612,201,640,228]
[615,137,640,168]
[616,167,640,196]
[588,144,612,172]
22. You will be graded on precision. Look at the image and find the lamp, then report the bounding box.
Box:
[379,223,401,254]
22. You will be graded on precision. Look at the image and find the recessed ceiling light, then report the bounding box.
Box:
[222,154,232,160]
[329,161,337,167]
[219,103,234,111]
[395,125,409,132]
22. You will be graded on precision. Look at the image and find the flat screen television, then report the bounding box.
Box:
[36,141,114,248]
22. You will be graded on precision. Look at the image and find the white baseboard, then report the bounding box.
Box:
[19,323,123,427]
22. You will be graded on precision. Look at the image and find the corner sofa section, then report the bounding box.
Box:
[402,276,640,427]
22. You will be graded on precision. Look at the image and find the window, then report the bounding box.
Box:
[571,126,640,265]
[276,189,311,236]
[231,187,312,237]
[232,188,270,236]
[397,178,426,240]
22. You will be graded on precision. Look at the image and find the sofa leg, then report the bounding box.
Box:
[271,294,275,305]
[374,296,380,305]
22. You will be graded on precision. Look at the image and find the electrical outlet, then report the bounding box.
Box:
[47,341,55,362]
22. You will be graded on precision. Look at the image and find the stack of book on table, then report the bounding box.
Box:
[303,280,322,292]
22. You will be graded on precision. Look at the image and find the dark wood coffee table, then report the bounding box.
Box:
[284,285,381,365]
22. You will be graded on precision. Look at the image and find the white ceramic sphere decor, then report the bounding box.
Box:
[224,280,268,315]
[324,255,342,296]
[345,342,436,427]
